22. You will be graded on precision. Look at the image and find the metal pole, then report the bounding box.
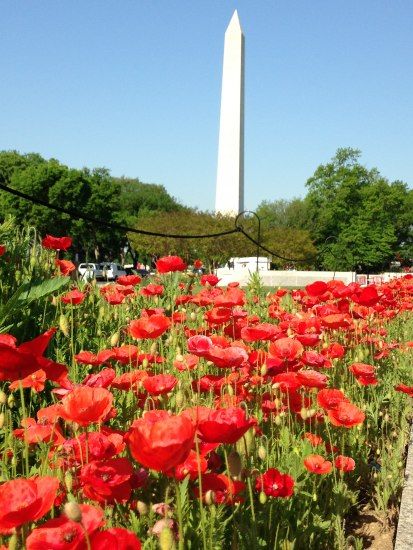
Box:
[234,210,262,272]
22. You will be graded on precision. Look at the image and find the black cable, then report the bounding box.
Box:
[0,183,239,240]
[238,228,315,264]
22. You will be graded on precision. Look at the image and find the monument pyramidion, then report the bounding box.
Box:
[215,10,245,216]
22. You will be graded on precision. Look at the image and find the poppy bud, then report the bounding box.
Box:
[312,493,317,501]
[51,296,58,306]
[64,471,73,492]
[226,384,234,396]
[175,390,185,408]
[260,364,267,376]
[64,501,82,523]
[258,445,267,461]
[159,527,176,550]
[8,533,18,550]
[259,491,267,504]
[274,415,282,426]
[59,314,70,337]
[142,358,149,369]
[0,412,5,430]
[300,408,308,420]
[11,456,17,467]
[137,500,148,515]
[228,450,242,478]
[110,332,120,347]
[307,409,316,418]
[0,390,7,404]
[15,270,21,283]
[150,342,158,354]
[204,490,216,506]
[7,395,15,408]
[175,354,184,362]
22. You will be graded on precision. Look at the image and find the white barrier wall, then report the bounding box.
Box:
[215,269,355,287]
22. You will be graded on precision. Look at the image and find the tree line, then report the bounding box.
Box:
[0,148,411,272]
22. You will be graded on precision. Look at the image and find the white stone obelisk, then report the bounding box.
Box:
[215,10,244,216]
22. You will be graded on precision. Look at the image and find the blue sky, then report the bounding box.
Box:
[1,1,412,211]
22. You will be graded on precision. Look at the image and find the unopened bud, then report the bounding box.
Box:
[7,395,15,408]
[228,450,242,478]
[274,415,282,426]
[300,408,308,420]
[159,527,176,550]
[259,491,267,504]
[64,501,82,523]
[8,533,18,550]
[260,364,267,376]
[0,412,5,429]
[258,445,267,461]
[204,490,215,506]
[190,312,197,321]
[0,390,7,404]
[175,390,184,408]
[64,471,73,492]
[110,332,119,347]
[150,342,157,354]
[59,314,70,337]
[136,500,148,515]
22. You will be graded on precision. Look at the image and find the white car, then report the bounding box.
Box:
[78,263,103,281]
[99,263,127,281]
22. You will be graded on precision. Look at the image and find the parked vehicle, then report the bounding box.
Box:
[78,263,103,281]
[124,265,150,278]
[99,263,127,281]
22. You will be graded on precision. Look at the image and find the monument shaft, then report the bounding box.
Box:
[215,11,244,216]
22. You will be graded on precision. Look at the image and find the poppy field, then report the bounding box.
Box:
[0,223,413,550]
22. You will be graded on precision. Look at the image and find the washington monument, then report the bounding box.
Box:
[215,10,245,216]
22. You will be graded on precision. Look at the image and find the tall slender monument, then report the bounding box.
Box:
[215,10,245,216]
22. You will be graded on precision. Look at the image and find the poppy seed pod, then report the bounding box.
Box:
[0,390,7,404]
[258,445,267,461]
[110,332,120,347]
[59,314,70,337]
[64,501,82,523]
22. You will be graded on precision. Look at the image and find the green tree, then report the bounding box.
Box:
[305,148,412,271]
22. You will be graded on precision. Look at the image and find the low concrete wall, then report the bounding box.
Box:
[394,424,413,549]
[215,269,355,287]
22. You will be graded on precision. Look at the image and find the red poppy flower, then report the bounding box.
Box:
[303,454,332,474]
[321,314,351,330]
[198,473,245,504]
[0,245,6,256]
[59,386,113,426]
[214,287,245,307]
[61,289,85,305]
[173,354,199,371]
[140,284,164,296]
[301,350,326,368]
[128,410,195,472]
[75,349,115,367]
[9,369,46,392]
[156,255,187,273]
[255,468,294,497]
[205,307,233,325]
[143,374,178,395]
[349,363,378,385]
[205,345,248,369]
[63,430,124,464]
[272,372,301,393]
[173,450,208,480]
[328,401,365,428]
[296,369,329,389]
[395,384,413,396]
[0,476,59,534]
[335,455,356,472]
[13,418,65,446]
[200,274,220,286]
[354,285,380,307]
[306,281,328,297]
[80,457,133,503]
[303,432,323,447]
[89,528,142,549]
[129,315,171,339]
[269,337,303,362]
[55,259,76,276]
[25,504,104,549]
[241,323,281,342]
[117,274,142,286]
[317,388,349,410]
[103,291,125,305]
[111,370,148,391]
[42,235,72,250]
[197,407,256,444]
[187,335,213,356]
[82,367,116,389]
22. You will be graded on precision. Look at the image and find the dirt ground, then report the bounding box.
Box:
[346,507,396,549]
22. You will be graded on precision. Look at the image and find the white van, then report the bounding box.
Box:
[78,263,103,281]
[99,263,127,281]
